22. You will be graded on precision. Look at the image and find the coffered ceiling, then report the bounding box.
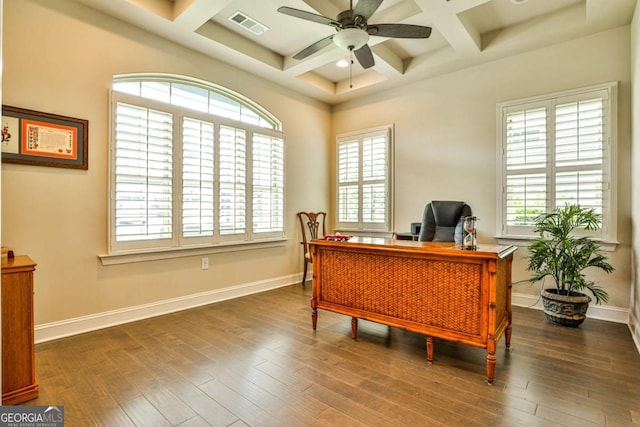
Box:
[71,0,636,104]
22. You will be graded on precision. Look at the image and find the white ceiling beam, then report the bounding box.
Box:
[482,3,585,51]
[296,72,336,94]
[302,0,342,20]
[371,44,404,76]
[586,0,636,28]
[414,0,491,54]
[195,21,283,69]
[335,70,388,95]
[172,0,234,29]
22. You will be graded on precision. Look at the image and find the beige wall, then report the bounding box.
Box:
[333,26,633,312]
[631,5,640,348]
[1,0,636,338]
[1,0,331,328]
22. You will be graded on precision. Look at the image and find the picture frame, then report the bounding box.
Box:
[1,105,88,170]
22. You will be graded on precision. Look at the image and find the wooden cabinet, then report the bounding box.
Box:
[2,255,39,404]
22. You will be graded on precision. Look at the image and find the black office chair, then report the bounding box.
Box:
[418,201,472,243]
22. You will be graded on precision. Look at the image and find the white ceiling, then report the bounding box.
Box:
[71,0,636,105]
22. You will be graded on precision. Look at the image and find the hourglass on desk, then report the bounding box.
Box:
[462,216,477,250]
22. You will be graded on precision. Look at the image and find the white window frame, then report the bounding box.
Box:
[103,75,285,262]
[496,82,618,247]
[335,125,394,233]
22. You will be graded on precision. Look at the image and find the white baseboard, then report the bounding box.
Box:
[512,292,630,324]
[629,309,640,354]
[35,282,632,345]
[34,273,302,344]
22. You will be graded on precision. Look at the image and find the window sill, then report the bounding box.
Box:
[495,236,619,252]
[98,238,287,266]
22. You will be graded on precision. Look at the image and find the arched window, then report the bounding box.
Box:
[108,74,285,256]
[113,73,281,130]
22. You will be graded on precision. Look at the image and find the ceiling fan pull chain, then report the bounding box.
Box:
[350,50,354,89]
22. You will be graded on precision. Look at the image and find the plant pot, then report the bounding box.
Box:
[540,289,592,327]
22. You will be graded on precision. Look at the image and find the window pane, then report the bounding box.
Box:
[113,81,140,96]
[362,136,386,181]
[555,98,604,167]
[140,81,170,103]
[555,171,603,214]
[182,118,214,237]
[338,185,359,222]
[114,103,173,241]
[219,125,246,235]
[210,92,241,121]
[172,83,208,113]
[240,107,261,126]
[252,133,284,233]
[363,183,386,223]
[338,141,359,183]
[505,174,546,226]
[505,107,547,171]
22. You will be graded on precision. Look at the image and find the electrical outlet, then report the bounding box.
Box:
[201,257,209,270]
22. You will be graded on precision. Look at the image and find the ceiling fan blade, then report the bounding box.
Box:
[354,44,375,69]
[353,0,383,21]
[292,35,335,60]
[277,6,340,28]
[367,23,432,38]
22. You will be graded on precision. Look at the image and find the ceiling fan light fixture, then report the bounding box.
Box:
[333,28,369,51]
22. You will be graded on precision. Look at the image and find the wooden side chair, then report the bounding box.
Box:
[296,211,326,285]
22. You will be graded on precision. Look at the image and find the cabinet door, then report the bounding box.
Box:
[2,257,38,404]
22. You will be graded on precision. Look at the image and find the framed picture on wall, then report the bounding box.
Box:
[1,105,88,170]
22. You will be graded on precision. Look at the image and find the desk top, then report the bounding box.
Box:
[310,236,517,259]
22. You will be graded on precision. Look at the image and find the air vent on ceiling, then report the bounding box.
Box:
[229,11,269,36]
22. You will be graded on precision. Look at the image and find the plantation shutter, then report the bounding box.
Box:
[110,76,285,255]
[252,132,285,234]
[336,126,392,231]
[362,134,387,223]
[182,117,214,238]
[504,104,548,229]
[499,83,614,241]
[219,125,247,236]
[337,140,360,223]
[114,102,173,244]
[554,94,607,216]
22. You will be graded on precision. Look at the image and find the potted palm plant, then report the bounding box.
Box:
[527,203,614,327]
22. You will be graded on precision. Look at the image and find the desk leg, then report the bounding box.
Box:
[310,297,318,330]
[486,338,497,385]
[505,310,513,349]
[351,317,358,340]
[426,336,434,364]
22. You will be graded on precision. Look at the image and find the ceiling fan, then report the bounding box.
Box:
[277,0,432,69]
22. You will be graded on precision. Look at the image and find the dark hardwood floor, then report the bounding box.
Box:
[26,284,640,426]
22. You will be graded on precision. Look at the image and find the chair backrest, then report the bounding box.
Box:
[418,201,472,243]
[297,211,327,251]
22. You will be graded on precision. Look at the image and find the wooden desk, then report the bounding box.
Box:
[309,237,516,384]
[2,255,39,404]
